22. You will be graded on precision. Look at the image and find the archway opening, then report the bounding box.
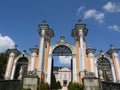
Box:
[51,45,73,88]
[14,57,28,79]
[97,56,113,82]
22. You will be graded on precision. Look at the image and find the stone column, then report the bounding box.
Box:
[72,55,77,82]
[37,30,46,72]
[111,63,116,82]
[46,54,52,85]
[89,53,94,73]
[11,58,18,79]
[30,52,37,71]
[95,59,98,78]
[4,52,15,80]
[79,30,85,71]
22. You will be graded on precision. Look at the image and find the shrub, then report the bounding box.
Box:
[37,83,50,90]
[18,88,31,90]
[68,82,84,90]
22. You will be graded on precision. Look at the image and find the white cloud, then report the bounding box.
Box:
[0,34,15,53]
[84,9,97,19]
[103,2,120,12]
[77,6,85,16]
[59,56,71,64]
[108,25,120,31]
[84,9,105,23]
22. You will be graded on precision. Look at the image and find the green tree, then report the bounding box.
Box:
[51,75,57,89]
[56,81,62,89]
[51,75,62,89]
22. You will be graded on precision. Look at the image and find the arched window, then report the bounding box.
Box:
[97,56,113,81]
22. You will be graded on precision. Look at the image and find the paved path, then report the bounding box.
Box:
[62,87,68,90]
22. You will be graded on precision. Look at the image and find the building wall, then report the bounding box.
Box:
[53,67,71,87]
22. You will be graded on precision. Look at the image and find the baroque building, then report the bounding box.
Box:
[4,20,120,86]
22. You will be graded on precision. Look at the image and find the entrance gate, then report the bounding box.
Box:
[46,36,77,85]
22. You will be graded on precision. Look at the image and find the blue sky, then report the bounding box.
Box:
[0,0,120,65]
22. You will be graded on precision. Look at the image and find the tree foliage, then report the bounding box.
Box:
[18,88,31,90]
[51,75,62,89]
[56,81,62,89]
[37,83,50,90]
[68,82,84,90]
[0,51,8,79]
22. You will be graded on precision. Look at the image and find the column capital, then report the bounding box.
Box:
[71,19,88,38]
[86,44,96,55]
[38,20,54,38]
[72,54,76,58]
[107,44,120,55]
[29,45,39,54]
[7,45,21,56]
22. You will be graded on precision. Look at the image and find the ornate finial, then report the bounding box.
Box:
[23,50,26,53]
[88,43,91,49]
[110,44,114,49]
[78,19,82,24]
[42,19,47,25]
[35,45,38,48]
[60,36,65,42]
[100,49,103,53]
[100,49,104,54]
[14,44,17,49]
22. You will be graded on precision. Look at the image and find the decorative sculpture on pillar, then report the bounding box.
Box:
[18,66,24,80]
[18,65,27,80]
[99,69,104,80]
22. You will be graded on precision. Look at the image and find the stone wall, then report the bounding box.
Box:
[23,77,38,90]
[0,80,21,90]
[101,81,120,90]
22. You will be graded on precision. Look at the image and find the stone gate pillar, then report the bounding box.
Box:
[29,45,39,71]
[86,44,96,74]
[37,20,54,82]
[4,45,20,80]
[107,44,120,83]
[72,20,88,82]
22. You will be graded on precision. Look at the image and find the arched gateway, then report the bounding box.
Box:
[46,36,76,85]
[4,20,120,86]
